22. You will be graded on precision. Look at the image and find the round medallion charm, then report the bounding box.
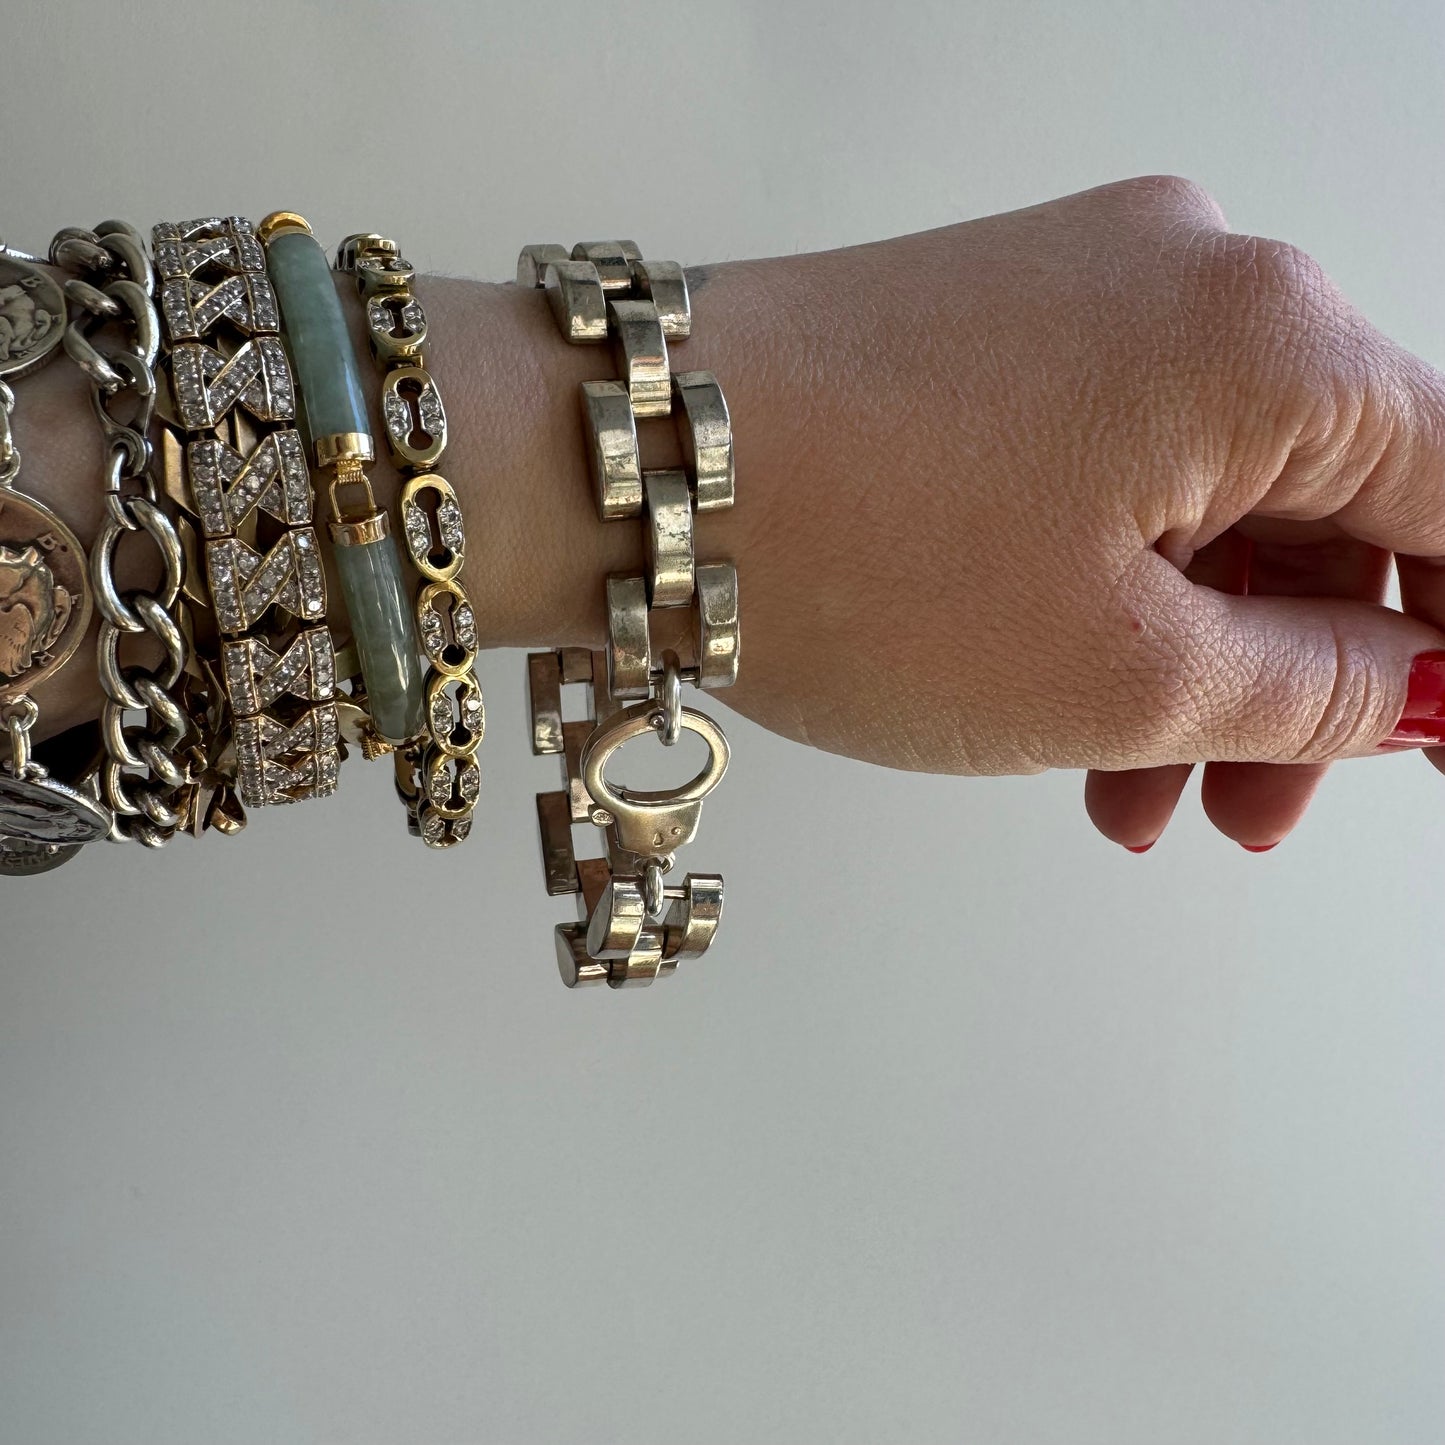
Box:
[0,834,83,875]
[0,490,91,702]
[0,256,66,380]
[0,770,111,846]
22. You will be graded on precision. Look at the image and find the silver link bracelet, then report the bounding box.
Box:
[520,241,739,989]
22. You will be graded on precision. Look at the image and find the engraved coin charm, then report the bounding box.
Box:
[0,834,83,876]
[0,256,66,380]
[0,771,112,846]
[0,492,92,702]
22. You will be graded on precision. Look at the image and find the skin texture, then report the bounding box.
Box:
[19,175,1445,851]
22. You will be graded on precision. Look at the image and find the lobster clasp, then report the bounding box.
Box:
[579,699,730,858]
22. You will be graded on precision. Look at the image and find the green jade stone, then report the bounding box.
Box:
[266,225,425,745]
[334,531,426,744]
[265,228,371,443]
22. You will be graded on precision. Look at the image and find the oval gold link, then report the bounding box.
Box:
[381,366,447,469]
[366,289,428,366]
[425,669,485,759]
[418,802,474,849]
[400,474,465,582]
[336,232,392,273]
[416,578,479,678]
[421,744,480,819]
[355,249,416,296]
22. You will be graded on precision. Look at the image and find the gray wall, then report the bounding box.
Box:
[4,2,1443,1441]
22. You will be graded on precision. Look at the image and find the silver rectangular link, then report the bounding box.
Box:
[517,243,570,289]
[695,561,741,689]
[559,647,596,686]
[607,299,671,417]
[556,923,610,987]
[528,651,565,755]
[572,240,641,291]
[663,874,725,961]
[643,469,696,607]
[605,574,652,699]
[545,260,608,343]
[674,371,735,512]
[537,789,580,895]
[582,380,644,520]
[563,721,595,823]
[586,878,648,959]
[634,259,691,339]
[608,927,665,987]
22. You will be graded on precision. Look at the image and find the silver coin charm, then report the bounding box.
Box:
[0,491,92,702]
[0,256,65,381]
[0,834,83,875]
[0,769,112,846]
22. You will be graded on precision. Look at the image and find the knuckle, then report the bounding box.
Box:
[1107,173,1229,228]
[1192,233,1339,344]
[1183,234,1362,426]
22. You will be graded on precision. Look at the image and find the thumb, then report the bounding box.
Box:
[1133,558,1445,765]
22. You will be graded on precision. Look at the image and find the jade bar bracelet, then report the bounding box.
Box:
[258,212,425,745]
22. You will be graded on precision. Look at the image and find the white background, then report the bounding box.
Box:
[3,2,1444,1441]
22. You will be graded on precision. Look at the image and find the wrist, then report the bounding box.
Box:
[422,274,635,650]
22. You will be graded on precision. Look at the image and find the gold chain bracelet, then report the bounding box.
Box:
[335,233,484,848]
[519,240,739,988]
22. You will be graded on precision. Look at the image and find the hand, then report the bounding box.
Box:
[696,175,1445,849]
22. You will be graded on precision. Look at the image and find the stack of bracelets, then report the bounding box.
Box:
[0,220,737,989]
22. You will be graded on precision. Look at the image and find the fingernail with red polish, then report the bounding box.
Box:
[1241,842,1278,853]
[1380,650,1445,748]
[1124,842,1156,854]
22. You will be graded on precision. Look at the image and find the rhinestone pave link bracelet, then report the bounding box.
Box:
[519,241,740,989]
[154,216,339,822]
